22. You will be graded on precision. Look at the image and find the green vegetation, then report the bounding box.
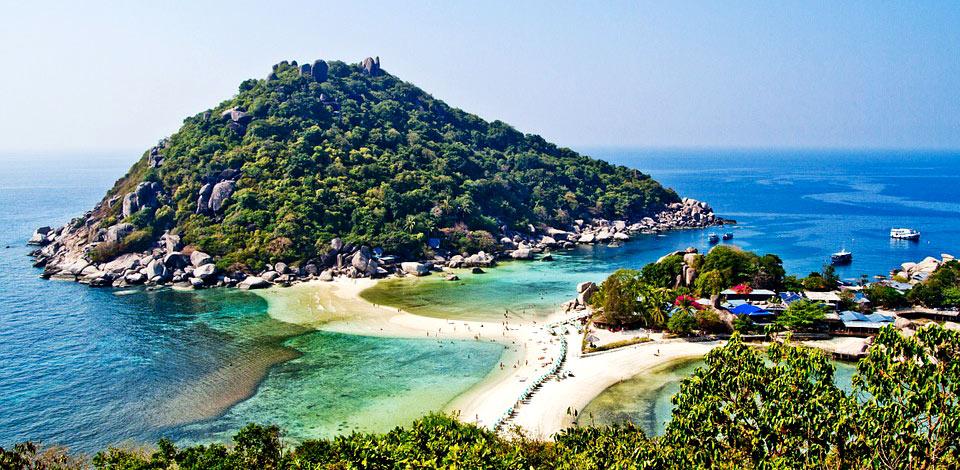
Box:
[774,298,828,331]
[94,59,679,270]
[6,325,956,469]
[908,260,960,308]
[865,283,909,309]
[699,246,785,291]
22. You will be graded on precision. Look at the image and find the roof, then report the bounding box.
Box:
[779,292,803,304]
[729,303,771,316]
[839,310,893,329]
[721,288,776,296]
[804,291,841,302]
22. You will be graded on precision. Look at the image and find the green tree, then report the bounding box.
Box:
[776,299,828,331]
[667,307,697,336]
[694,269,725,298]
[664,336,854,468]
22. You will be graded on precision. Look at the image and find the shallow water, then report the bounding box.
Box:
[2,150,959,452]
[580,358,858,436]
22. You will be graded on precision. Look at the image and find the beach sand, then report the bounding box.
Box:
[253,277,720,439]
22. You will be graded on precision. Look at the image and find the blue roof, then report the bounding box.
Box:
[840,311,868,322]
[428,238,441,249]
[779,292,802,304]
[865,313,893,323]
[730,303,770,316]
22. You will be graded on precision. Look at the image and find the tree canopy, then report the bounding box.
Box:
[92,58,680,270]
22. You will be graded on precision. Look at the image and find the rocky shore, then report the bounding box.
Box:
[28,197,725,290]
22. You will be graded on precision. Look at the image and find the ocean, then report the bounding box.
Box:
[1,149,958,452]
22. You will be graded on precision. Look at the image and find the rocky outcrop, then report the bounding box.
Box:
[311,60,328,82]
[122,182,163,218]
[360,57,382,76]
[220,107,253,135]
[208,181,235,213]
[238,276,269,290]
[104,223,135,244]
[400,262,431,276]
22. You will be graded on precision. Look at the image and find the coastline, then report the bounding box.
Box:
[249,277,722,439]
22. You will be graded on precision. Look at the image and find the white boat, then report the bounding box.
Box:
[831,249,853,265]
[890,228,920,240]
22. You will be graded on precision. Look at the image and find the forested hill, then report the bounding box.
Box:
[62,57,681,270]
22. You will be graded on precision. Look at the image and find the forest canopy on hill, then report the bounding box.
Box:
[95,58,678,270]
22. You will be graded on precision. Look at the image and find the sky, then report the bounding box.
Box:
[0,1,958,156]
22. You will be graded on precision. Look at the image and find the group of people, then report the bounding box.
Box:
[493,329,569,431]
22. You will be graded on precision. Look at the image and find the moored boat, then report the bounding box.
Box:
[831,249,853,265]
[708,233,719,243]
[722,232,733,240]
[890,228,920,241]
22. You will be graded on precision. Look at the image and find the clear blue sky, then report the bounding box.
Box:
[1,1,958,154]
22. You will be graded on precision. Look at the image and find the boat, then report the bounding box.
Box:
[890,228,920,241]
[722,232,734,240]
[831,249,853,265]
[708,233,719,243]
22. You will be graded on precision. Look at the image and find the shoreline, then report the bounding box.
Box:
[250,277,723,439]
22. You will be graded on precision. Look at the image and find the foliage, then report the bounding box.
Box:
[640,254,683,288]
[775,298,828,331]
[693,269,725,297]
[94,59,679,264]
[667,306,697,336]
[908,260,960,308]
[864,284,909,309]
[6,325,958,469]
[663,336,856,468]
[701,246,785,290]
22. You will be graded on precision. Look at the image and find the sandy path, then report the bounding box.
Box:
[254,278,718,438]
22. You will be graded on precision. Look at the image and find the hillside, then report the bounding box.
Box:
[30,56,718,287]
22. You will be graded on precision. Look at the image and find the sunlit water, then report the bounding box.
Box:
[2,150,958,452]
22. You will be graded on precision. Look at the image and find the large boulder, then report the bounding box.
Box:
[208,181,235,213]
[238,276,270,290]
[145,259,168,280]
[311,59,328,81]
[578,233,595,244]
[360,56,382,76]
[103,253,141,273]
[28,226,52,245]
[104,223,135,244]
[330,237,344,253]
[194,263,217,280]
[261,271,280,282]
[196,183,213,214]
[400,262,430,276]
[510,248,533,260]
[190,250,212,267]
[577,282,598,305]
[159,232,182,252]
[163,252,190,270]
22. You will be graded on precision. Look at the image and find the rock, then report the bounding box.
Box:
[613,232,630,241]
[541,254,554,261]
[400,262,431,276]
[448,255,465,268]
[122,192,138,218]
[577,281,597,294]
[238,276,270,290]
[160,232,181,252]
[684,266,698,286]
[208,181,236,213]
[303,263,319,276]
[577,233,595,244]
[613,220,627,231]
[578,283,598,305]
[471,267,485,274]
[318,269,334,282]
[196,183,213,214]
[125,272,146,284]
[145,259,168,280]
[163,252,190,270]
[330,238,344,253]
[194,263,217,280]
[274,262,289,274]
[189,277,205,288]
[540,236,557,246]
[28,227,52,245]
[894,317,914,330]
[261,271,280,282]
[311,60,328,81]
[360,56,382,76]
[683,252,700,266]
[220,107,252,125]
[510,249,533,260]
[103,253,141,273]
[445,274,460,281]
[190,250,212,267]
[299,62,312,76]
[595,230,613,242]
[104,223,136,244]
[463,251,495,267]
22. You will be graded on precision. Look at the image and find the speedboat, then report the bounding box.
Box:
[708,233,719,243]
[722,232,734,240]
[890,228,920,241]
[831,249,853,265]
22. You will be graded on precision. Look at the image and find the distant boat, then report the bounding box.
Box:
[708,233,719,243]
[831,249,853,265]
[890,228,920,241]
[722,232,734,240]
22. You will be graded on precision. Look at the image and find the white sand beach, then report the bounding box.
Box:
[254,278,720,439]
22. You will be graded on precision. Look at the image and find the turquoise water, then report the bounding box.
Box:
[581,358,858,436]
[2,150,959,452]
[0,155,502,453]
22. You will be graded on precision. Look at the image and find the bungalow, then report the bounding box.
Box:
[803,291,842,310]
[721,288,777,302]
[834,310,894,336]
[727,303,775,322]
